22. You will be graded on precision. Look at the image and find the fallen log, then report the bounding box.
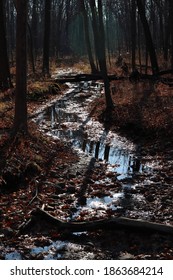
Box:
[158,69,173,76]
[21,208,173,235]
[55,73,126,84]
[53,67,173,85]
[54,73,173,84]
[54,73,153,84]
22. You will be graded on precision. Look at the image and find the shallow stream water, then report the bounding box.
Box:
[1,71,161,260]
[36,78,157,213]
[38,83,137,171]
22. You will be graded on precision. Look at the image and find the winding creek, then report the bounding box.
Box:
[35,75,158,218]
[2,71,173,260]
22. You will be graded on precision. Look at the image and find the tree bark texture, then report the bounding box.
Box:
[131,0,136,70]
[42,0,51,75]
[136,0,159,74]
[0,0,12,89]
[89,0,114,110]
[80,0,98,74]
[169,0,173,67]
[13,0,28,134]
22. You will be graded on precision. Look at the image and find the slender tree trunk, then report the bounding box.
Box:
[145,46,149,74]
[89,0,101,72]
[159,9,164,53]
[31,0,38,61]
[136,0,159,74]
[13,0,28,134]
[169,0,173,67]
[80,0,98,74]
[89,0,114,111]
[164,0,170,62]
[131,0,136,71]
[42,0,51,75]
[0,0,12,89]
[137,15,142,72]
[6,0,15,66]
[106,11,112,67]
[27,23,35,73]
[55,0,63,59]
[97,0,114,110]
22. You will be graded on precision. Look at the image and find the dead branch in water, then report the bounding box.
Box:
[19,208,173,235]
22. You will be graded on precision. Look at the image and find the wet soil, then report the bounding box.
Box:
[35,77,173,225]
[1,69,173,260]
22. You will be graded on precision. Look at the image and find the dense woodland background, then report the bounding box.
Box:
[2,1,173,260]
[1,0,173,134]
[1,0,173,69]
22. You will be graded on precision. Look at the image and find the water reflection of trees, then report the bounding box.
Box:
[82,139,141,175]
[46,104,142,176]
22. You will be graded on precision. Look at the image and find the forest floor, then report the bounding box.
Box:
[1,63,173,259]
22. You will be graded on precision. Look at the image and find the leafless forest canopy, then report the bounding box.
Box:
[2,0,173,73]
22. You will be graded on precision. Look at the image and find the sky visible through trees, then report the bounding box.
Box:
[1,0,173,74]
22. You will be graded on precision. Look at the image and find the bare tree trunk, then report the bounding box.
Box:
[42,0,51,75]
[31,0,38,62]
[97,0,114,110]
[158,4,164,53]
[89,0,114,111]
[131,0,136,71]
[6,0,15,66]
[27,23,35,73]
[137,15,142,72]
[163,0,170,62]
[13,0,28,134]
[136,0,159,75]
[0,0,12,89]
[89,0,101,72]
[169,0,173,68]
[80,0,98,74]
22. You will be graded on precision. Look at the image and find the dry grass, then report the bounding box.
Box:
[27,80,54,96]
[72,59,91,73]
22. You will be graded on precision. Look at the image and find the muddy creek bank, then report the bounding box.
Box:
[1,71,173,260]
[35,78,171,222]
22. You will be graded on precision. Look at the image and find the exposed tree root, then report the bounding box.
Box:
[20,208,173,235]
